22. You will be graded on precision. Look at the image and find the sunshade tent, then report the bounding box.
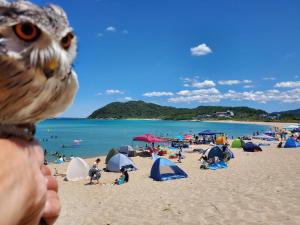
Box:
[243,142,262,152]
[106,153,137,172]
[184,134,193,140]
[133,134,165,143]
[292,128,300,133]
[66,157,89,181]
[150,157,188,181]
[199,130,222,135]
[105,148,119,164]
[119,145,134,155]
[216,136,227,145]
[231,139,244,148]
[205,146,224,160]
[284,137,300,148]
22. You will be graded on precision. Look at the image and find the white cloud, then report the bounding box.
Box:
[243,85,254,88]
[190,43,212,56]
[97,33,103,38]
[274,81,300,88]
[177,88,220,96]
[122,30,128,34]
[143,91,174,97]
[192,80,216,88]
[105,89,124,95]
[218,80,240,85]
[168,88,300,104]
[218,80,252,85]
[263,76,276,81]
[96,92,102,96]
[106,26,116,32]
[124,97,133,101]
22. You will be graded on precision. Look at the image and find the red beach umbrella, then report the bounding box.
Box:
[133,134,165,143]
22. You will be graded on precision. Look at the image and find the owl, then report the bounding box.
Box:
[0,0,78,139]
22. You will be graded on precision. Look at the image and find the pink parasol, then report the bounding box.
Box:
[133,134,165,143]
[184,134,193,140]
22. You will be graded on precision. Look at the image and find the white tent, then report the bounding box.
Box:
[66,157,89,181]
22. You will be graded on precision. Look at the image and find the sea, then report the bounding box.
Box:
[36,119,271,161]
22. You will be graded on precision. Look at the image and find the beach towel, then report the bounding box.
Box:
[208,161,228,170]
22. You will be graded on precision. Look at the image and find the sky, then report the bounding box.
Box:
[33,0,300,117]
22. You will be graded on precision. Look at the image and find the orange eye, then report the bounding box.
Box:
[61,32,74,50]
[13,23,40,41]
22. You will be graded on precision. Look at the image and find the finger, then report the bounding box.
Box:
[42,190,61,225]
[46,176,58,192]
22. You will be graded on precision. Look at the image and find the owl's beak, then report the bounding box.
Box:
[43,59,59,79]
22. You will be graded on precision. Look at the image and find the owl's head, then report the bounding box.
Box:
[0,0,78,124]
[0,0,77,79]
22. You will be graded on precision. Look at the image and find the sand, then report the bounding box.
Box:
[50,139,300,225]
[202,120,298,130]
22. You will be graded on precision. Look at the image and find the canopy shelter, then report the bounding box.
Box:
[150,158,188,181]
[199,130,222,136]
[133,134,165,143]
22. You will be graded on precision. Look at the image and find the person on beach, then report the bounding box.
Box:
[0,138,60,225]
[178,147,183,163]
[114,167,129,185]
[89,158,101,184]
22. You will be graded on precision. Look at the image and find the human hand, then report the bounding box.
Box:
[0,138,60,225]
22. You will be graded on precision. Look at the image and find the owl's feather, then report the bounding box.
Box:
[0,0,78,138]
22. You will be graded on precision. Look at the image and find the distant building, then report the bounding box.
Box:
[214,111,234,118]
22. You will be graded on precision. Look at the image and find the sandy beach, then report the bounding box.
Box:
[50,137,300,225]
[202,120,298,130]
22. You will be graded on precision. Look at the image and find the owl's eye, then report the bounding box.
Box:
[13,23,40,42]
[61,32,74,50]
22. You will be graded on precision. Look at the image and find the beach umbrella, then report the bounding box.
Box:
[199,130,221,135]
[133,134,165,143]
[184,134,193,140]
[175,135,183,141]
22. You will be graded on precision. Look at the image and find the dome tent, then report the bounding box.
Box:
[284,137,300,148]
[243,142,262,152]
[119,145,134,155]
[105,148,119,164]
[66,157,89,181]
[216,136,227,145]
[150,157,188,181]
[205,146,224,160]
[231,139,244,148]
[106,153,137,172]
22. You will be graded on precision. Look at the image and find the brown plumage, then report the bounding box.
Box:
[0,0,78,140]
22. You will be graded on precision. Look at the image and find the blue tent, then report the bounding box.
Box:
[107,153,137,172]
[150,158,188,181]
[284,137,300,148]
[199,130,222,135]
[243,142,262,152]
[206,146,224,160]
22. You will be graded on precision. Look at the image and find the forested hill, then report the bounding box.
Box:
[88,101,268,120]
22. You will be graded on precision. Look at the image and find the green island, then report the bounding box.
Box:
[88,101,300,122]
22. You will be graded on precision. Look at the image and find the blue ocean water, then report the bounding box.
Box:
[36,119,270,160]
